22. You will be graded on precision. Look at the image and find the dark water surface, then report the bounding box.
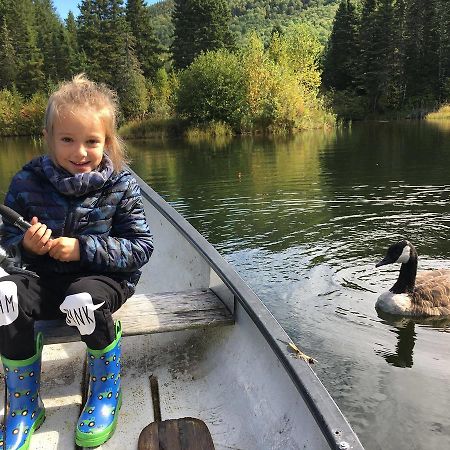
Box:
[1,121,450,450]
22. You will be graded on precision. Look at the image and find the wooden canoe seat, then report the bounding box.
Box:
[35,289,234,344]
[138,418,215,450]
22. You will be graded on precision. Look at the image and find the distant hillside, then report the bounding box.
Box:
[149,0,340,49]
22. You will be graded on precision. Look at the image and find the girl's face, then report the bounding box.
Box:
[45,108,108,175]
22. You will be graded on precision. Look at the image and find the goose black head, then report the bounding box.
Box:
[376,240,412,268]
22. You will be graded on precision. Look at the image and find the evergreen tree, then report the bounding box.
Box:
[115,32,149,119]
[3,0,45,96]
[171,0,235,70]
[103,0,132,83]
[404,0,440,102]
[358,0,393,111]
[421,0,440,98]
[65,11,79,51]
[437,0,450,99]
[323,0,359,91]
[78,0,147,116]
[384,0,407,109]
[0,18,17,89]
[126,0,163,80]
[34,0,65,83]
[77,0,103,81]
[54,25,76,80]
[65,11,81,74]
[375,0,395,108]
[78,0,133,84]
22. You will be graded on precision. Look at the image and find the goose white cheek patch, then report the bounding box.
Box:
[0,281,19,326]
[60,292,105,335]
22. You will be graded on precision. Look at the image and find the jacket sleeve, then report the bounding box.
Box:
[77,178,154,272]
[0,174,33,263]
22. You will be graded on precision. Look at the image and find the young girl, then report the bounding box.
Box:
[0,74,153,449]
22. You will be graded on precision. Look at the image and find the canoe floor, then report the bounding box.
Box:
[0,290,233,450]
[0,288,329,450]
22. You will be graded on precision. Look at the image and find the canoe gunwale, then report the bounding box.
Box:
[135,170,364,450]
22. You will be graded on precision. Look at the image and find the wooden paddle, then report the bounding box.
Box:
[138,417,215,450]
[138,376,215,450]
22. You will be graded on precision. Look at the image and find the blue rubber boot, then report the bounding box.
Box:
[0,333,45,450]
[75,321,122,447]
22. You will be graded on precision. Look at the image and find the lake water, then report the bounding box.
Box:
[1,121,450,450]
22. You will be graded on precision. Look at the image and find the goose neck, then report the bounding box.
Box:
[391,252,418,294]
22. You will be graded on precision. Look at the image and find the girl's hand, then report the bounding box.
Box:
[49,237,80,262]
[22,217,53,255]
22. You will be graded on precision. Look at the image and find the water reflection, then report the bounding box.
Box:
[375,312,417,368]
[376,311,450,368]
[128,131,338,254]
[0,138,43,198]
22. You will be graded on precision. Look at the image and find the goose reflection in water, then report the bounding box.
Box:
[375,310,450,368]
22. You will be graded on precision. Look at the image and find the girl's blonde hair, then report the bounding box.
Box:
[44,73,127,171]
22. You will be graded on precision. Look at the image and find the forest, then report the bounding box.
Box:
[323,0,450,118]
[0,0,448,137]
[149,0,340,46]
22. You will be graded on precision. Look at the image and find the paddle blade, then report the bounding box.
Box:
[138,417,215,450]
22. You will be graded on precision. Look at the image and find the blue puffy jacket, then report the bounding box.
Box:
[1,156,153,293]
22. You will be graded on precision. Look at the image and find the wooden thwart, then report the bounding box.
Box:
[36,289,234,344]
[138,418,215,450]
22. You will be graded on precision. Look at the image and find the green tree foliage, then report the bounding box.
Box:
[148,67,178,118]
[115,34,149,120]
[77,0,104,81]
[177,25,333,132]
[0,88,24,136]
[323,0,359,90]
[64,11,81,75]
[324,0,449,116]
[358,0,393,111]
[241,32,306,131]
[77,0,148,120]
[437,0,450,98]
[149,0,341,49]
[0,0,45,96]
[0,88,47,136]
[171,0,235,70]
[0,18,17,89]
[404,0,440,102]
[177,49,246,127]
[148,0,175,50]
[34,0,64,82]
[126,0,163,80]
[383,0,407,109]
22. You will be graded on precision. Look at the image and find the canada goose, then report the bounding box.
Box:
[375,240,450,316]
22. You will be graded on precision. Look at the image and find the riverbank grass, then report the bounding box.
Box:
[119,117,183,139]
[426,104,450,120]
[185,121,233,140]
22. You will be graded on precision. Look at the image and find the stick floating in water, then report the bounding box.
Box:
[0,204,32,232]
